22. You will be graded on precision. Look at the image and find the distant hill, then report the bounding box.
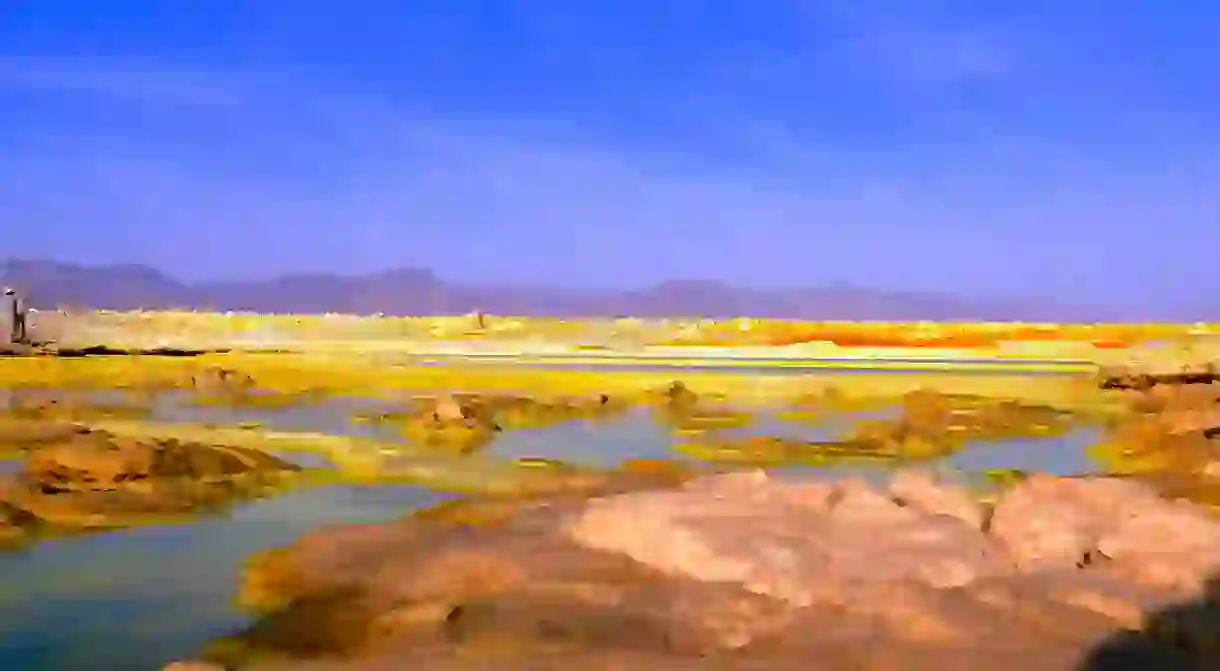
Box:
[0,259,1115,321]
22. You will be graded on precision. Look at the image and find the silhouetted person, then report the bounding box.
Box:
[3,287,26,344]
[1,287,12,345]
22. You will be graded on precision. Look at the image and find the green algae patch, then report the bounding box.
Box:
[1086,437,1217,477]
[0,424,307,549]
[81,419,409,461]
[0,356,190,390]
[653,407,755,433]
[273,454,676,506]
[190,390,333,410]
[674,435,903,468]
[981,468,1031,488]
[395,413,501,454]
[0,352,1096,408]
[73,419,654,497]
[342,455,611,494]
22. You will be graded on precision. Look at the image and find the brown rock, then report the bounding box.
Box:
[889,469,987,529]
[1096,498,1220,590]
[569,472,1007,604]
[988,475,1159,572]
[191,366,255,394]
[0,417,86,450]
[431,394,468,422]
[201,473,1220,670]
[0,498,34,545]
[0,429,299,533]
[229,501,803,663]
[25,431,289,491]
[649,380,697,408]
[851,392,1070,454]
[398,402,501,452]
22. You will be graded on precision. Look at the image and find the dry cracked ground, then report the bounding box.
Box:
[166,469,1220,671]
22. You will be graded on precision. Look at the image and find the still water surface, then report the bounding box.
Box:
[0,381,1105,670]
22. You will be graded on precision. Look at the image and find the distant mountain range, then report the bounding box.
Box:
[0,259,1121,321]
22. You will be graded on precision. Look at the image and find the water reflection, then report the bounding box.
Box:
[147,391,402,440]
[949,427,1103,476]
[0,384,1113,670]
[0,485,449,671]
[485,408,685,466]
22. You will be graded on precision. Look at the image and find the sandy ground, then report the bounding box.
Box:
[20,311,1121,373]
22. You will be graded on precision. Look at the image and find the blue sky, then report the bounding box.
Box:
[1,1,1218,315]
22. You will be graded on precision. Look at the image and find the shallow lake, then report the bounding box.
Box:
[0,379,1109,670]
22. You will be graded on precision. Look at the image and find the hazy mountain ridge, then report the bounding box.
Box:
[0,259,1122,321]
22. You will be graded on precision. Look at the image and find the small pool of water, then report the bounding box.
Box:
[148,391,404,441]
[485,409,685,466]
[761,426,1104,488]
[947,427,1104,477]
[0,484,450,671]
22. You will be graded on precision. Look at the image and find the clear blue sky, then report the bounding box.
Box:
[1,1,1218,315]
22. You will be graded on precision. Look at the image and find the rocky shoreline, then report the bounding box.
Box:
[0,425,299,543]
[0,351,1213,668]
[160,469,1220,670]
